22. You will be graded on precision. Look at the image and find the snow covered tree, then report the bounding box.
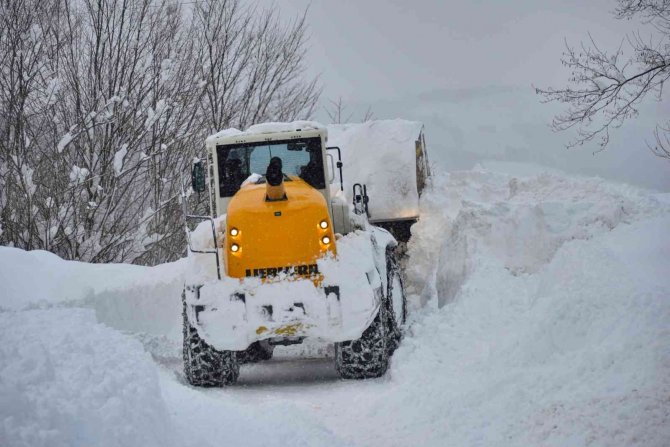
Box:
[33,0,205,263]
[0,0,65,251]
[0,0,320,264]
[537,0,670,159]
[192,0,319,133]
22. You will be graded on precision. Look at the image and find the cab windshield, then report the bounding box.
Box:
[216,137,325,197]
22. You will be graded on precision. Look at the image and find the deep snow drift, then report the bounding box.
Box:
[0,309,177,447]
[1,162,669,447]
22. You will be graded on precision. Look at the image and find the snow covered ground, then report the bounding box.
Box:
[1,163,669,447]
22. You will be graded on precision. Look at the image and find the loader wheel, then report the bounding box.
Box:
[182,293,239,387]
[237,340,274,364]
[385,246,406,356]
[335,302,389,379]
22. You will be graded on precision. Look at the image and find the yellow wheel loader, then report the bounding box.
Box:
[181,122,410,386]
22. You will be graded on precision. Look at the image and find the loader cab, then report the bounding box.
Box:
[205,126,333,221]
[216,137,326,197]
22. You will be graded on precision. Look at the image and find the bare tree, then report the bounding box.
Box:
[39,0,205,263]
[362,106,375,122]
[0,0,321,264]
[536,0,670,159]
[325,97,352,124]
[325,96,374,124]
[0,0,65,251]
[192,0,320,133]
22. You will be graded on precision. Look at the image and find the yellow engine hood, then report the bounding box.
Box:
[225,176,336,279]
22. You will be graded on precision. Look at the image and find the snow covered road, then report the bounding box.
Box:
[2,163,669,447]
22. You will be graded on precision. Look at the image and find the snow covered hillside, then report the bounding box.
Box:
[1,163,669,447]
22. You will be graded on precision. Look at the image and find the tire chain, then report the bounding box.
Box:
[182,292,239,387]
[335,309,390,379]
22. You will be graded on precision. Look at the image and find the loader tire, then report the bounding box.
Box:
[385,246,406,356]
[335,303,389,379]
[182,294,239,387]
[237,340,274,364]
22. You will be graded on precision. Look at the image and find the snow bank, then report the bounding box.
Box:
[328,119,424,222]
[93,265,184,341]
[0,308,179,447]
[386,216,670,446]
[389,165,670,446]
[0,246,185,340]
[406,164,667,307]
[0,245,352,447]
[0,247,145,310]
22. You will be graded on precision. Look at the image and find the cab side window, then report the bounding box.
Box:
[217,148,249,197]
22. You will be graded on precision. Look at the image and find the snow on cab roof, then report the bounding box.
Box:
[206,121,326,145]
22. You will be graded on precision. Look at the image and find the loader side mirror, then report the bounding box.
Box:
[326,146,344,192]
[191,160,206,193]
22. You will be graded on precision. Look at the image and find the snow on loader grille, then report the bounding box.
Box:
[185,224,388,352]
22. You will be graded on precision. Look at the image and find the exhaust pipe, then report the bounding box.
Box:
[265,156,286,201]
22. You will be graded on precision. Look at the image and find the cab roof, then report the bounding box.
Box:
[206,121,327,147]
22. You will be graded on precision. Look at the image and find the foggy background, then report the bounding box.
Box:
[283,0,670,191]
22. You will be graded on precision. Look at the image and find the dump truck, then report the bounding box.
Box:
[328,119,430,243]
[181,120,428,386]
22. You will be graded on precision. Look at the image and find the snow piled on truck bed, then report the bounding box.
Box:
[328,119,423,222]
[1,162,669,446]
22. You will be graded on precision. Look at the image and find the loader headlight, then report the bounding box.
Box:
[319,220,328,229]
[230,227,239,237]
[321,236,331,245]
[230,243,240,252]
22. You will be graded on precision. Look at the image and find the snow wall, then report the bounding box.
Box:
[0,247,185,341]
[393,162,670,446]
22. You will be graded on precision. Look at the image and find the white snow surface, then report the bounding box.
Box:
[0,309,177,447]
[113,144,128,176]
[0,247,185,339]
[56,132,72,153]
[1,162,669,446]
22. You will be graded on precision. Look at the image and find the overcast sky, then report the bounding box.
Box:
[280,0,670,190]
[283,0,635,100]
